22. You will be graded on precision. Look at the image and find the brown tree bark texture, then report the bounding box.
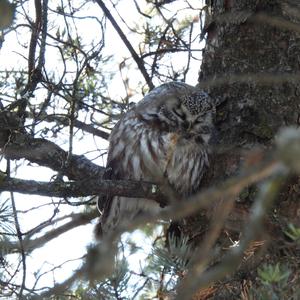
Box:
[190,0,300,298]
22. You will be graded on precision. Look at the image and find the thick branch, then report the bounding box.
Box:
[2,128,298,203]
[2,126,297,208]
[2,131,104,180]
[0,177,164,201]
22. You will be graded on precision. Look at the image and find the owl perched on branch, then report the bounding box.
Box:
[96,82,216,236]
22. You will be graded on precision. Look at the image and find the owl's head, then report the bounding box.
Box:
[158,90,215,143]
[135,82,216,144]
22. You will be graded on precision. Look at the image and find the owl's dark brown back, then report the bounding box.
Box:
[96,82,216,236]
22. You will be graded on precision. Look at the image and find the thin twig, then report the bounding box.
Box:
[7,160,27,299]
[95,0,154,90]
[37,0,48,71]
[31,113,110,140]
[3,210,98,253]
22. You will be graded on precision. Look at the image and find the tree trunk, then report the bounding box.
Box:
[189,0,300,298]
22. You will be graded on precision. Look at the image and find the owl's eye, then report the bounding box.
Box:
[195,115,204,124]
[201,125,211,134]
[172,108,186,120]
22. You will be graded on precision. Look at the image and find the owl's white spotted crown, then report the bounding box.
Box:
[182,91,213,115]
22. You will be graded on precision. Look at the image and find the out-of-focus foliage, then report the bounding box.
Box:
[250,263,300,300]
[284,223,300,242]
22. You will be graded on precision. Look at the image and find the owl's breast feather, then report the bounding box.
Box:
[166,133,179,166]
[163,132,209,195]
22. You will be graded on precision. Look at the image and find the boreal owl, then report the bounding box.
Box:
[96,82,216,236]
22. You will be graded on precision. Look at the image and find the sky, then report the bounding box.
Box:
[0,0,205,295]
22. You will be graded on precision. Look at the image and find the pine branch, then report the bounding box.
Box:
[175,176,285,299]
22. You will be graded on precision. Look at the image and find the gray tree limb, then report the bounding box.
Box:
[0,176,164,201]
[1,131,105,180]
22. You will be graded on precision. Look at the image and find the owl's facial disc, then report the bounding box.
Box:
[172,103,213,140]
[157,96,214,141]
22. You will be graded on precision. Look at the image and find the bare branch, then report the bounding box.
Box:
[27,0,42,78]
[95,0,154,90]
[140,47,203,59]
[0,177,165,201]
[2,211,98,253]
[36,0,48,71]
[33,113,110,140]
[10,188,27,299]
[2,131,105,180]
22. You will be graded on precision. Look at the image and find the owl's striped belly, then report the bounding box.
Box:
[166,141,208,195]
[128,130,208,196]
[123,129,168,182]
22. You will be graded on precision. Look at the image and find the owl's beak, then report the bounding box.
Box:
[182,121,192,132]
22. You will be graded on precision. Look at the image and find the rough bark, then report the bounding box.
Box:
[201,1,299,148]
[189,0,300,298]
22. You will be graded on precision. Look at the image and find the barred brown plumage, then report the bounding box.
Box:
[96,82,216,236]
